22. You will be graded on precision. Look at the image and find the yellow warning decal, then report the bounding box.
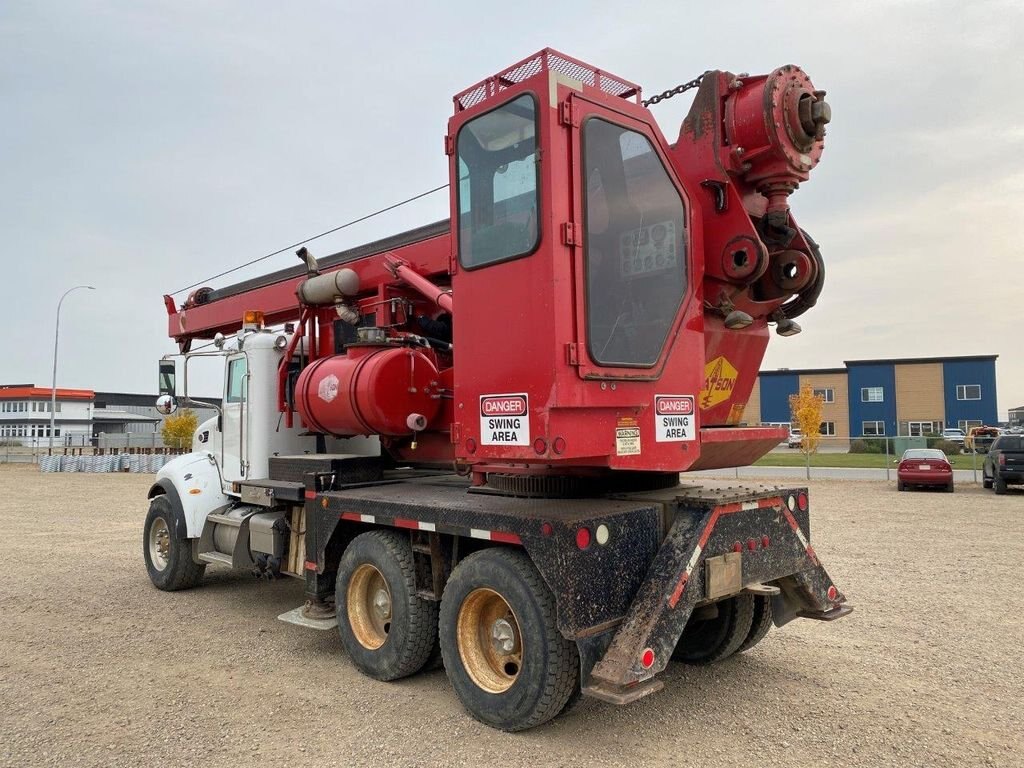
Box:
[700,356,738,410]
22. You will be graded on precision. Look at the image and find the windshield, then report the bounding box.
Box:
[457,94,539,269]
[903,449,945,460]
[583,118,686,367]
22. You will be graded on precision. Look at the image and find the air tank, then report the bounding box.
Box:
[295,346,442,437]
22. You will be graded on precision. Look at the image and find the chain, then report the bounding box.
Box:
[642,72,709,107]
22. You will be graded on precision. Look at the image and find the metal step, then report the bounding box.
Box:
[207,513,243,527]
[198,551,233,566]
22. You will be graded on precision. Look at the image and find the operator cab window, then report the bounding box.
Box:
[457,94,539,268]
[583,119,687,367]
[225,357,247,404]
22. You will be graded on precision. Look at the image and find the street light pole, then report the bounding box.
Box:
[50,285,95,455]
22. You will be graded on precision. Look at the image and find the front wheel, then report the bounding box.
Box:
[143,495,205,591]
[439,548,579,731]
[983,474,993,489]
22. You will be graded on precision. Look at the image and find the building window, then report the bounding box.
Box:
[820,421,836,436]
[908,421,940,437]
[958,419,982,433]
[861,387,883,403]
[862,421,885,436]
[812,388,835,403]
[956,384,981,401]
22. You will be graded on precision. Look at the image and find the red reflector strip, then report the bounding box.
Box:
[490,530,522,545]
[304,560,317,571]
[394,518,419,529]
[304,490,316,500]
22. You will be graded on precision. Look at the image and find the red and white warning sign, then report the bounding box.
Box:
[655,395,696,442]
[480,394,530,446]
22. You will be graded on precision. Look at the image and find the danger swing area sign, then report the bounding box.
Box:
[479,393,530,446]
[654,394,696,442]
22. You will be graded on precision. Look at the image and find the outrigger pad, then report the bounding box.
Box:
[277,605,337,631]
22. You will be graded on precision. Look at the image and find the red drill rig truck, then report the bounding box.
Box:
[145,49,848,731]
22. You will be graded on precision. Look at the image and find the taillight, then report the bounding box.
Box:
[999,454,1006,467]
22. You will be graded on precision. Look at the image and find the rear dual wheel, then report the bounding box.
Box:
[336,531,438,681]
[673,593,773,664]
[439,549,579,731]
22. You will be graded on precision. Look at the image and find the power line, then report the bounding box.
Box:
[169,183,450,296]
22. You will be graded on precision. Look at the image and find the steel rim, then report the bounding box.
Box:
[347,564,392,650]
[457,588,523,694]
[148,517,171,572]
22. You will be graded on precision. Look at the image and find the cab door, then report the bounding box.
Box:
[221,353,248,482]
[566,94,696,381]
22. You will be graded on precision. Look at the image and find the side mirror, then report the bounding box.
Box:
[156,394,178,415]
[159,360,176,396]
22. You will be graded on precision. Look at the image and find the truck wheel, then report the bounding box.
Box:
[335,530,437,681]
[439,548,578,731]
[673,593,755,665]
[994,475,1008,495]
[143,495,205,591]
[736,594,773,654]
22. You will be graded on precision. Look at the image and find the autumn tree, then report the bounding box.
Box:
[161,409,198,450]
[788,385,825,455]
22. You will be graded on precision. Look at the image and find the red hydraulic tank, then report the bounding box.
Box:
[295,347,442,437]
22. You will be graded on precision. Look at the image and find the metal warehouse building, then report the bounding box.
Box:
[747,355,998,438]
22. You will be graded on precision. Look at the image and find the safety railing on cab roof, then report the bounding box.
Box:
[453,48,641,112]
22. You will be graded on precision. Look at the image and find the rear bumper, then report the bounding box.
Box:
[899,470,952,485]
[583,487,847,700]
[996,471,1024,484]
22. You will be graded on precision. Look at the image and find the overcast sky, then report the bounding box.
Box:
[2,1,1022,414]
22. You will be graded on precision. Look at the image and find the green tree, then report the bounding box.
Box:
[788,385,825,455]
[161,409,198,450]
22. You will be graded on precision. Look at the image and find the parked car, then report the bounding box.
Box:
[897,448,953,492]
[941,428,965,444]
[787,427,803,449]
[982,435,1024,494]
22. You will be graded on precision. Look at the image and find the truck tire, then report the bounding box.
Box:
[439,548,579,731]
[983,474,993,489]
[672,593,755,665]
[994,475,1008,495]
[335,530,438,681]
[143,495,205,591]
[736,594,773,654]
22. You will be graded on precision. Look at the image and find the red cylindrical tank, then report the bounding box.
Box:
[295,346,442,437]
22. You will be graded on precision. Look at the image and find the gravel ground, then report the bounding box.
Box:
[1,464,1021,767]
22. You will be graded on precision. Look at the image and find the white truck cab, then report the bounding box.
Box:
[145,323,377,576]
